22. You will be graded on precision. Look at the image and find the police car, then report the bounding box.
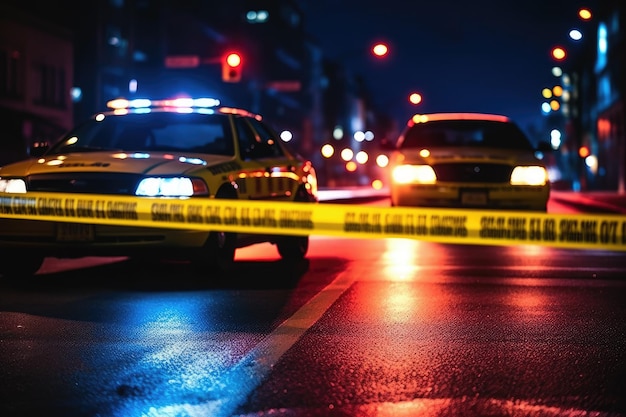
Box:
[386,112,551,211]
[0,97,318,278]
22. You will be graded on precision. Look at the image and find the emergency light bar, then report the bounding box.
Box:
[106,97,221,110]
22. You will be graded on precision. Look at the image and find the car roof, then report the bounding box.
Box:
[406,112,511,127]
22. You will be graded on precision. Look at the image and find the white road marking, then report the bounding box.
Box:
[140,266,359,417]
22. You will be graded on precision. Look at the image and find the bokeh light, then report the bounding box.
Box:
[340,148,354,161]
[578,8,592,20]
[569,29,583,41]
[355,151,368,164]
[550,129,561,149]
[280,130,292,142]
[551,46,566,61]
[372,43,388,57]
[354,131,365,142]
[409,93,422,105]
[376,154,389,168]
[579,146,590,158]
[321,144,334,158]
[550,100,560,111]
[332,126,344,140]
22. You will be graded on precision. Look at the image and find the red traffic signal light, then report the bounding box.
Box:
[222,52,242,82]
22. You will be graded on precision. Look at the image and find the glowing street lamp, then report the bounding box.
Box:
[542,87,553,99]
[551,46,567,61]
[578,8,592,20]
[569,29,583,41]
[321,144,334,158]
[372,43,389,58]
[409,92,423,105]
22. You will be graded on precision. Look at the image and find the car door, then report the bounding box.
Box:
[234,117,297,201]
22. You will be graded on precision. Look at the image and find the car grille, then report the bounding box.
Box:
[433,163,513,183]
[26,173,143,195]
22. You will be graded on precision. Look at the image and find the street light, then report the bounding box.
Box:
[578,8,592,20]
[372,43,389,58]
[320,41,392,187]
[409,92,422,105]
[551,46,567,61]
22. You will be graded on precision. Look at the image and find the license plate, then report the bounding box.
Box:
[461,191,488,205]
[56,223,95,242]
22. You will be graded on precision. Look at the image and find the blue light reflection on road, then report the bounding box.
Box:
[101,294,260,417]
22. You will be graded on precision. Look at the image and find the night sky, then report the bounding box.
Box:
[301,0,598,134]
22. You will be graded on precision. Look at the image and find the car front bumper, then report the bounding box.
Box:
[0,218,211,257]
[391,183,550,211]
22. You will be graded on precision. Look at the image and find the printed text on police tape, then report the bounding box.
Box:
[0,196,313,230]
[343,211,626,245]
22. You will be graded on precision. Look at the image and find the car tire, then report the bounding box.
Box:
[0,254,45,280]
[208,230,237,270]
[191,187,238,275]
[191,229,237,276]
[275,185,314,261]
[276,235,309,260]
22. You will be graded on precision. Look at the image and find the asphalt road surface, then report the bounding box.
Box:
[0,198,625,417]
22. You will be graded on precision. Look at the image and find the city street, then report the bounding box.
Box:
[1,1,625,415]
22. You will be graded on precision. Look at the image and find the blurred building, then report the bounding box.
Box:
[0,3,74,165]
[69,0,324,159]
[0,0,395,187]
[559,0,625,192]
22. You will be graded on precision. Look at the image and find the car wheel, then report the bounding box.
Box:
[0,254,45,280]
[275,186,313,261]
[276,234,309,260]
[191,230,237,275]
[191,187,238,275]
[208,229,237,270]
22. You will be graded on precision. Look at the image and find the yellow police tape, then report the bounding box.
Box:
[1,192,625,251]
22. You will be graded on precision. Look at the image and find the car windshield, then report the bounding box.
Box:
[398,120,534,151]
[48,112,235,156]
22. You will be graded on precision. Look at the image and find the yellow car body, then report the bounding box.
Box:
[0,98,318,278]
[387,113,550,211]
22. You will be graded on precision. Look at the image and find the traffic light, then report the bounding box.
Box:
[222,52,242,82]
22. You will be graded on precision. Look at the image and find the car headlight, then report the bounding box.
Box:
[392,165,437,184]
[135,177,209,197]
[510,166,548,186]
[0,178,27,193]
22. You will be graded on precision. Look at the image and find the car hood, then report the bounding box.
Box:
[396,146,542,165]
[0,151,235,176]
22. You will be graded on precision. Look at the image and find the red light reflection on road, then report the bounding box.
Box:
[379,285,418,324]
[381,238,425,280]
